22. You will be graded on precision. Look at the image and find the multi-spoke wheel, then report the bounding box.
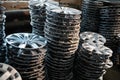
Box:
[6,33,47,49]
[6,33,47,80]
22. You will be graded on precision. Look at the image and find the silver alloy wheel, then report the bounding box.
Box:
[6,33,47,49]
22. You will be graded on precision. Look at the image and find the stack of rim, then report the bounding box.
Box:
[5,33,47,80]
[74,32,107,79]
[45,6,81,80]
[75,34,113,80]
[80,0,103,32]
[115,34,120,65]
[29,0,47,36]
[0,1,6,63]
[98,0,120,64]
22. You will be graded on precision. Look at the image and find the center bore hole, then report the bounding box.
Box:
[93,40,97,43]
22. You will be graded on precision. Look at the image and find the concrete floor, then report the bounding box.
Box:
[104,66,120,80]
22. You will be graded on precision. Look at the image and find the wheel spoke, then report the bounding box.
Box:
[0,71,11,80]
[18,43,27,48]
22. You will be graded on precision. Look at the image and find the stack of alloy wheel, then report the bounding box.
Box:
[115,34,120,65]
[0,63,22,80]
[74,32,107,80]
[5,33,47,80]
[98,1,120,64]
[75,40,113,80]
[0,1,6,63]
[45,6,81,80]
[80,0,103,32]
[29,0,47,36]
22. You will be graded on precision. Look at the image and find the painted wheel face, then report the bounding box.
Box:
[0,63,22,80]
[6,33,47,49]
